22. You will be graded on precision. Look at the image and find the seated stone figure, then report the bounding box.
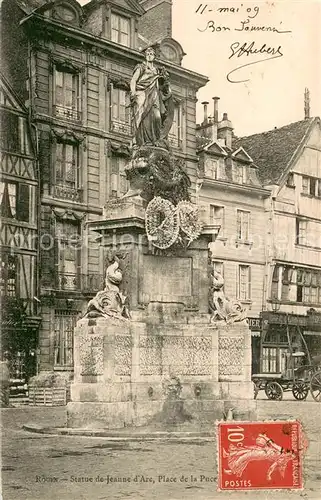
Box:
[209,270,247,324]
[83,257,129,321]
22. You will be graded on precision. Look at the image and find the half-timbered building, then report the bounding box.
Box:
[235,117,321,373]
[0,74,40,385]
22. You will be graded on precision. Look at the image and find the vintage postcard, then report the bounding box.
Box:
[1,0,320,499]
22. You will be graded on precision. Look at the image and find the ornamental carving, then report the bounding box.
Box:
[79,335,103,376]
[218,337,244,376]
[139,336,162,375]
[114,336,132,376]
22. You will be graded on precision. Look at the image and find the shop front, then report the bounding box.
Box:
[257,310,321,374]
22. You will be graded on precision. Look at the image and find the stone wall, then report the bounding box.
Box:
[68,315,254,429]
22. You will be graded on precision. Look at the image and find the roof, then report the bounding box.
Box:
[232,118,316,185]
[15,0,48,15]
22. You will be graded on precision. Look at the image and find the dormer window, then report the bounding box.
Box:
[235,165,248,184]
[111,13,130,47]
[205,158,219,179]
[53,5,77,23]
[43,1,81,26]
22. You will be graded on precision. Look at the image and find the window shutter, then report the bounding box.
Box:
[295,218,299,244]
[0,182,15,218]
[55,142,64,184]
[55,69,64,107]
[112,87,118,120]
[16,183,30,222]
[64,72,73,108]
[245,212,250,240]
[236,210,241,239]
[236,265,240,299]
[248,266,251,300]
[65,143,75,185]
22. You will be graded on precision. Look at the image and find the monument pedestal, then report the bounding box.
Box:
[67,197,256,430]
[67,313,255,430]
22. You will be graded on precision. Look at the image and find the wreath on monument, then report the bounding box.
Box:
[177,201,203,241]
[145,196,179,249]
[145,197,203,249]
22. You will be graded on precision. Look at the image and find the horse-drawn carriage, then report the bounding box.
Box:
[252,323,321,401]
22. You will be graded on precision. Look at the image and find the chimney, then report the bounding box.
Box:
[211,96,220,141]
[138,0,173,43]
[201,101,209,125]
[213,97,220,123]
[218,112,234,148]
[304,88,310,119]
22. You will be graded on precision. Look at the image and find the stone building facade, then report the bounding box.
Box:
[196,101,271,373]
[0,0,208,374]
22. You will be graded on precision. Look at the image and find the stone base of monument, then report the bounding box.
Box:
[67,314,256,431]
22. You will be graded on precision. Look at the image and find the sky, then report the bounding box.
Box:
[79,0,321,137]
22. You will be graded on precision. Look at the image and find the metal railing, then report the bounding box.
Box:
[42,273,104,293]
[168,133,180,148]
[54,105,82,122]
[53,185,83,203]
[110,119,131,135]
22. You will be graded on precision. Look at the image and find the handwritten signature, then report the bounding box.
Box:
[227,41,284,83]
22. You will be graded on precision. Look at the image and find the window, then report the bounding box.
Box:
[0,111,31,154]
[236,209,250,241]
[301,175,321,197]
[110,156,129,198]
[310,177,316,196]
[168,104,181,148]
[212,260,224,276]
[296,269,321,304]
[205,158,218,179]
[110,87,131,135]
[54,68,80,120]
[271,265,280,300]
[0,181,34,222]
[238,265,251,301]
[262,346,288,373]
[235,165,247,184]
[54,310,78,368]
[111,13,130,47]
[0,254,17,296]
[286,173,295,187]
[281,266,294,301]
[210,205,224,235]
[56,220,81,290]
[296,219,307,245]
[53,141,81,201]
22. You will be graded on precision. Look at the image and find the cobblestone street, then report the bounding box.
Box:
[1,401,321,500]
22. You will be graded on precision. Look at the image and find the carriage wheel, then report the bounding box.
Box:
[310,372,321,402]
[292,382,309,401]
[265,381,283,401]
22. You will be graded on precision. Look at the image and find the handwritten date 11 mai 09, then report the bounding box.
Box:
[196,4,260,19]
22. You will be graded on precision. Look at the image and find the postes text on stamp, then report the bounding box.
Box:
[217,420,303,491]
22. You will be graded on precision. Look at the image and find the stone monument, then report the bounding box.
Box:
[67,47,255,430]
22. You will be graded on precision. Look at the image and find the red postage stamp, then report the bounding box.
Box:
[217,420,304,491]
